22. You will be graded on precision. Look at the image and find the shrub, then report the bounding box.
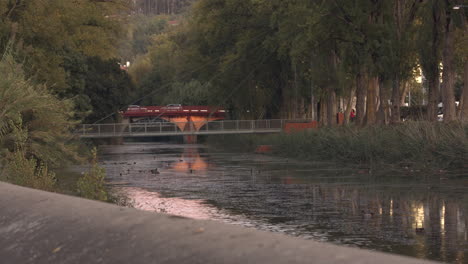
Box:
[76,149,108,201]
[2,150,56,191]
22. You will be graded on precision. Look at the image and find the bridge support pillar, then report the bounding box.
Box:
[161,116,222,144]
[183,135,198,144]
[111,118,130,145]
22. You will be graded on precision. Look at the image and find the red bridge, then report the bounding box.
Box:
[121,105,227,142]
[122,105,226,118]
[75,105,315,142]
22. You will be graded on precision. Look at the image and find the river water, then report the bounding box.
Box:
[98,142,467,263]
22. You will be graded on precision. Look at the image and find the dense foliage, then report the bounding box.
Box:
[1,0,466,191]
[76,149,108,201]
[129,0,467,124]
[0,54,76,166]
[0,0,134,123]
[0,53,75,190]
[0,0,133,194]
[135,0,194,15]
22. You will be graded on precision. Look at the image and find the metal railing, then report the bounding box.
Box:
[76,119,313,138]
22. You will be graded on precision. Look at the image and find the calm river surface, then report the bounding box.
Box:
[98,143,467,263]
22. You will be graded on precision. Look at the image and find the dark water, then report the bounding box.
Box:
[98,143,468,263]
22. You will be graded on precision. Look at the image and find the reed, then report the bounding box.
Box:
[207,122,468,169]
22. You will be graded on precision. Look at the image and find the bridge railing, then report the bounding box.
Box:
[77,119,313,138]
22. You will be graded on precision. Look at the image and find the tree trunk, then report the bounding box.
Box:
[424,1,442,122]
[427,76,440,122]
[356,71,367,126]
[366,76,378,125]
[326,49,338,127]
[344,85,356,124]
[311,94,317,121]
[441,12,457,122]
[460,61,468,122]
[319,97,328,127]
[327,86,337,126]
[399,81,409,106]
[378,79,390,125]
[310,60,317,121]
[458,10,467,122]
[293,63,298,119]
[299,98,307,119]
[390,78,402,123]
[391,0,402,124]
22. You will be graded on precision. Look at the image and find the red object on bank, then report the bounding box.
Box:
[284,121,318,134]
[255,145,273,153]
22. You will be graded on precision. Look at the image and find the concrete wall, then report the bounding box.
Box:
[0,182,438,264]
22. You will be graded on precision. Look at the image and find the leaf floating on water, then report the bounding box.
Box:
[52,246,62,253]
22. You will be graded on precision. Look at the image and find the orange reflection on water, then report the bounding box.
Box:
[122,187,218,220]
[172,148,208,173]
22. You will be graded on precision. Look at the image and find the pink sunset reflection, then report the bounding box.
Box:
[122,187,219,220]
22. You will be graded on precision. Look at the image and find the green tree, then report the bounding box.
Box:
[0,52,78,191]
[417,0,444,121]
[128,0,466,125]
[135,0,193,15]
[76,149,108,201]
[1,0,130,122]
[83,57,135,123]
[162,80,212,105]
[0,53,77,166]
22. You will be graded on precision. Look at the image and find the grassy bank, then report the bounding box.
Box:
[206,122,467,170]
[0,147,130,206]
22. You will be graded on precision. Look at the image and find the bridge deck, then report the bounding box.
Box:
[76,119,311,139]
[122,105,226,118]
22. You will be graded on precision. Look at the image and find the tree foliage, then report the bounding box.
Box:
[76,148,108,201]
[135,0,194,15]
[0,53,77,166]
[0,0,133,194]
[0,0,133,121]
[128,0,467,124]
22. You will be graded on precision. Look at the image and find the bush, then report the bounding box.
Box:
[76,149,108,201]
[2,150,56,191]
[0,52,78,168]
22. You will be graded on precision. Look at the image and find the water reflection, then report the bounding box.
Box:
[172,148,209,173]
[99,143,468,264]
[122,187,217,220]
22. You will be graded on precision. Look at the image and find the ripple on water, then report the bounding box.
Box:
[98,143,468,264]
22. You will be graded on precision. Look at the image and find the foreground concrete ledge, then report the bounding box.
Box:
[0,182,438,264]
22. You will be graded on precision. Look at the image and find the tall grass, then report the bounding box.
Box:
[208,122,467,169]
[76,149,108,201]
[272,122,467,168]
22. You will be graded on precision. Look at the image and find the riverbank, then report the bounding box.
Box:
[1,182,439,264]
[0,146,129,206]
[206,122,468,172]
[53,164,132,207]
